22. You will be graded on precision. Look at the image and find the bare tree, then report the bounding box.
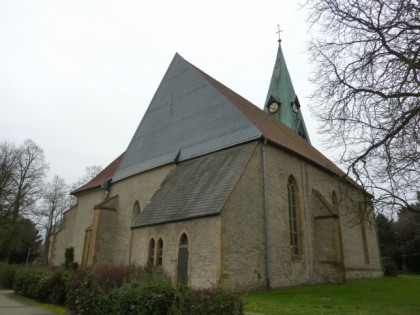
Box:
[70,165,103,192]
[304,0,420,213]
[69,165,102,205]
[0,140,48,262]
[0,142,19,224]
[35,175,71,265]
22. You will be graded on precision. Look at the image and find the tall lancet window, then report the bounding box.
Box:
[157,238,163,266]
[148,239,155,265]
[132,201,141,223]
[287,176,300,256]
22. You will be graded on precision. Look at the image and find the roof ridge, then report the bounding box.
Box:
[112,54,261,182]
[192,64,345,177]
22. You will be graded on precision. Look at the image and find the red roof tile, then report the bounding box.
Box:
[196,67,345,177]
[71,153,125,195]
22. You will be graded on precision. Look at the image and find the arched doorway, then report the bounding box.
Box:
[177,233,189,285]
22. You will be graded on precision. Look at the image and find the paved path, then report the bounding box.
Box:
[0,290,53,315]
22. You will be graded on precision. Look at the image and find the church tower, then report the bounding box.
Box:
[264,39,310,143]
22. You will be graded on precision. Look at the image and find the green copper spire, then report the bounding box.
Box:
[264,41,310,143]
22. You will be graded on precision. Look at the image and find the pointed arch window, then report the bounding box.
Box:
[156,238,163,266]
[132,201,141,223]
[177,233,189,285]
[287,176,300,256]
[148,238,155,265]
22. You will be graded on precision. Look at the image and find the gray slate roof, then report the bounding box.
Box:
[113,53,261,182]
[109,51,352,228]
[132,142,257,228]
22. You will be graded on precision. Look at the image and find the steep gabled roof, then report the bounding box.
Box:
[113,53,344,184]
[71,153,124,195]
[133,142,256,228]
[112,54,261,182]
[196,67,344,177]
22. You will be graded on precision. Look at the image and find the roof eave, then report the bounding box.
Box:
[131,212,220,229]
[263,137,371,196]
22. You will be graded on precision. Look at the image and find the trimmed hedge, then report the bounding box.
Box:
[382,257,398,276]
[47,269,70,304]
[66,264,176,315]
[14,267,52,299]
[0,263,18,289]
[13,263,244,315]
[13,267,69,304]
[170,287,244,315]
[110,282,178,315]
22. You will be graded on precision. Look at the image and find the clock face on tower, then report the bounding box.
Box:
[292,102,299,113]
[268,101,279,114]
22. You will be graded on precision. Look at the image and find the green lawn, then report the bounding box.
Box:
[244,275,420,315]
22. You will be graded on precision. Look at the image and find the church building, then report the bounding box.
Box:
[49,42,382,290]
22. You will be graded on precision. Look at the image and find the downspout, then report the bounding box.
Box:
[262,138,271,289]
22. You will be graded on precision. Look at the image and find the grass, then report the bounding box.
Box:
[244,275,420,315]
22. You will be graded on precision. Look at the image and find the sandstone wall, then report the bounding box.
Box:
[220,143,267,290]
[50,188,105,265]
[264,143,382,286]
[96,164,175,264]
[220,142,382,290]
[131,216,222,288]
[71,189,106,263]
[52,141,382,288]
[338,187,383,279]
[49,205,77,265]
[264,143,314,288]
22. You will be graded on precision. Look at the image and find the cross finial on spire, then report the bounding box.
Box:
[276,24,283,43]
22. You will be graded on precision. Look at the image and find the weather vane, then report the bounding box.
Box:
[276,24,283,42]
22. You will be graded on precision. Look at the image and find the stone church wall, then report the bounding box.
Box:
[71,189,106,263]
[265,143,382,285]
[220,142,381,290]
[221,143,267,290]
[49,205,77,265]
[131,216,222,288]
[89,207,119,265]
[51,141,381,288]
[50,188,105,265]
[100,164,175,264]
[338,186,382,279]
[264,143,315,288]
[305,160,350,284]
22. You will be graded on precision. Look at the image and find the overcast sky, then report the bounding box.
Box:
[0,0,327,185]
